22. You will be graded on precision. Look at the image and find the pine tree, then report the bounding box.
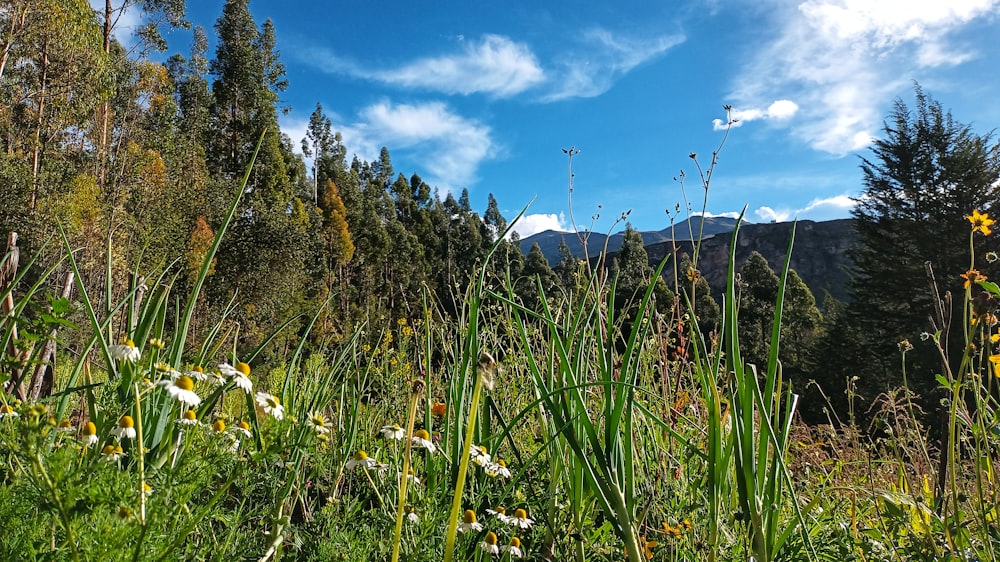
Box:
[849,85,1000,402]
[738,251,780,369]
[518,242,561,310]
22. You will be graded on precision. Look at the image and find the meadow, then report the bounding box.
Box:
[1,141,999,562]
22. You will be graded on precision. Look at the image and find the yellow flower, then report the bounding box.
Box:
[967,210,995,235]
[502,536,523,558]
[111,415,136,440]
[458,509,482,533]
[990,354,1000,377]
[480,531,499,555]
[662,522,682,538]
[431,402,447,418]
[961,269,986,289]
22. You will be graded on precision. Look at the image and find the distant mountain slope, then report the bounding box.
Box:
[518,216,742,264]
[643,218,857,303]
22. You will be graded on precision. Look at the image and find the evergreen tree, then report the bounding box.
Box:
[518,242,561,310]
[849,86,1000,403]
[737,251,780,369]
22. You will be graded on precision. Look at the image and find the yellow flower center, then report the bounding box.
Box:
[238,421,250,431]
[119,415,134,429]
[414,429,430,440]
[236,362,251,376]
[175,375,195,392]
[496,459,507,467]
[102,445,116,455]
[510,537,521,548]
[193,365,204,373]
[484,531,498,545]
[58,420,71,428]
[1,405,13,414]
[212,420,226,432]
[462,509,477,524]
[83,421,96,436]
[354,450,369,461]
[183,410,197,421]
[514,508,527,519]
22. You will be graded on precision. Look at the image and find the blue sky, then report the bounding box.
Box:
[112,0,1000,238]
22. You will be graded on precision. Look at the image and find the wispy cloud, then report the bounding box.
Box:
[333,101,496,191]
[726,0,999,154]
[510,212,569,239]
[753,194,856,222]
[713,100,799,131]
[300,35,544,98]
[543,28,685,101]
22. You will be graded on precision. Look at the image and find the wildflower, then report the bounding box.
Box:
[0,404,18,419]
[967,210,995,235]
[81,421,98,445]
[458,509,483,533]
[990,354,1000,377]
[101,444,124,462]
[380,423,405,440]
[148,338,165,351]
[989,251,999,263]
[212,419,226,432]
[159,375,201,407]
[186,365,209,382]
[307,412,331,434]
[431,402,447,418]
[478,352,497,391]
[502,536,523,558]
[109,339,140,363]
[345,450,378,470]
[470,445,492,467]
[486,459,512,479]
[412,429,436,453]
[219,362,253,393]
[961,269,986,289]
[407,509,419,524]
[662,522,682,538]
[897,339,913,352]
[111,415,136,439]
[142,482,153,497]
[254,392,284,420]
[641,536,657,560]
[992,334,1000,344]
[233,420,252,438]
[480,531,500,555]
[680,518,693,531]
[118,506,133,519]
[486,506,510,524]
[178,410,198,426]
[56,420,74,432]
[509,508,534,529]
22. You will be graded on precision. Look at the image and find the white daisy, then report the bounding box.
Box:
[159,375,201,407]
[502,537,524,558]
[219,362,253,393]
[111,415,136,439]
[109,339,140,363]
[458,509,483,533]
[0,404,18,419]
[345,450,378,470]
[254,392,284,420]
[380,423,405,440]
[177,410,199,426]
[480,531,500,555]
[407,509,419,524]
[470,444,491,467]
[80,421,98,445]
[412,429,436,453]
[307,412,331,434]
[509,508,534,530]
[486,459,512,479]
[486,506,510,524]
[232,420,252,438]
[101,444,124,462]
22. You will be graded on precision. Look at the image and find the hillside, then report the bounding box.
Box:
[518,216,742,263]
[522,218,858,304]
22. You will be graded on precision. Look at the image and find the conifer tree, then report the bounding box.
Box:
[849,86,1000,402]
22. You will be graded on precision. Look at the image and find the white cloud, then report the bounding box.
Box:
[691,211,745,219]
[544,28,685,101]
[727,0,999,154]
[510,212,570,239]
[335,101,496,190]
[373,35,544,97]
[302,35,544,98]
[753,194,856,222]
[712,99,799,130]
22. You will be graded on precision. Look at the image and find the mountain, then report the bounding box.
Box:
[642,218,857,303]
[518,216,742,264]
